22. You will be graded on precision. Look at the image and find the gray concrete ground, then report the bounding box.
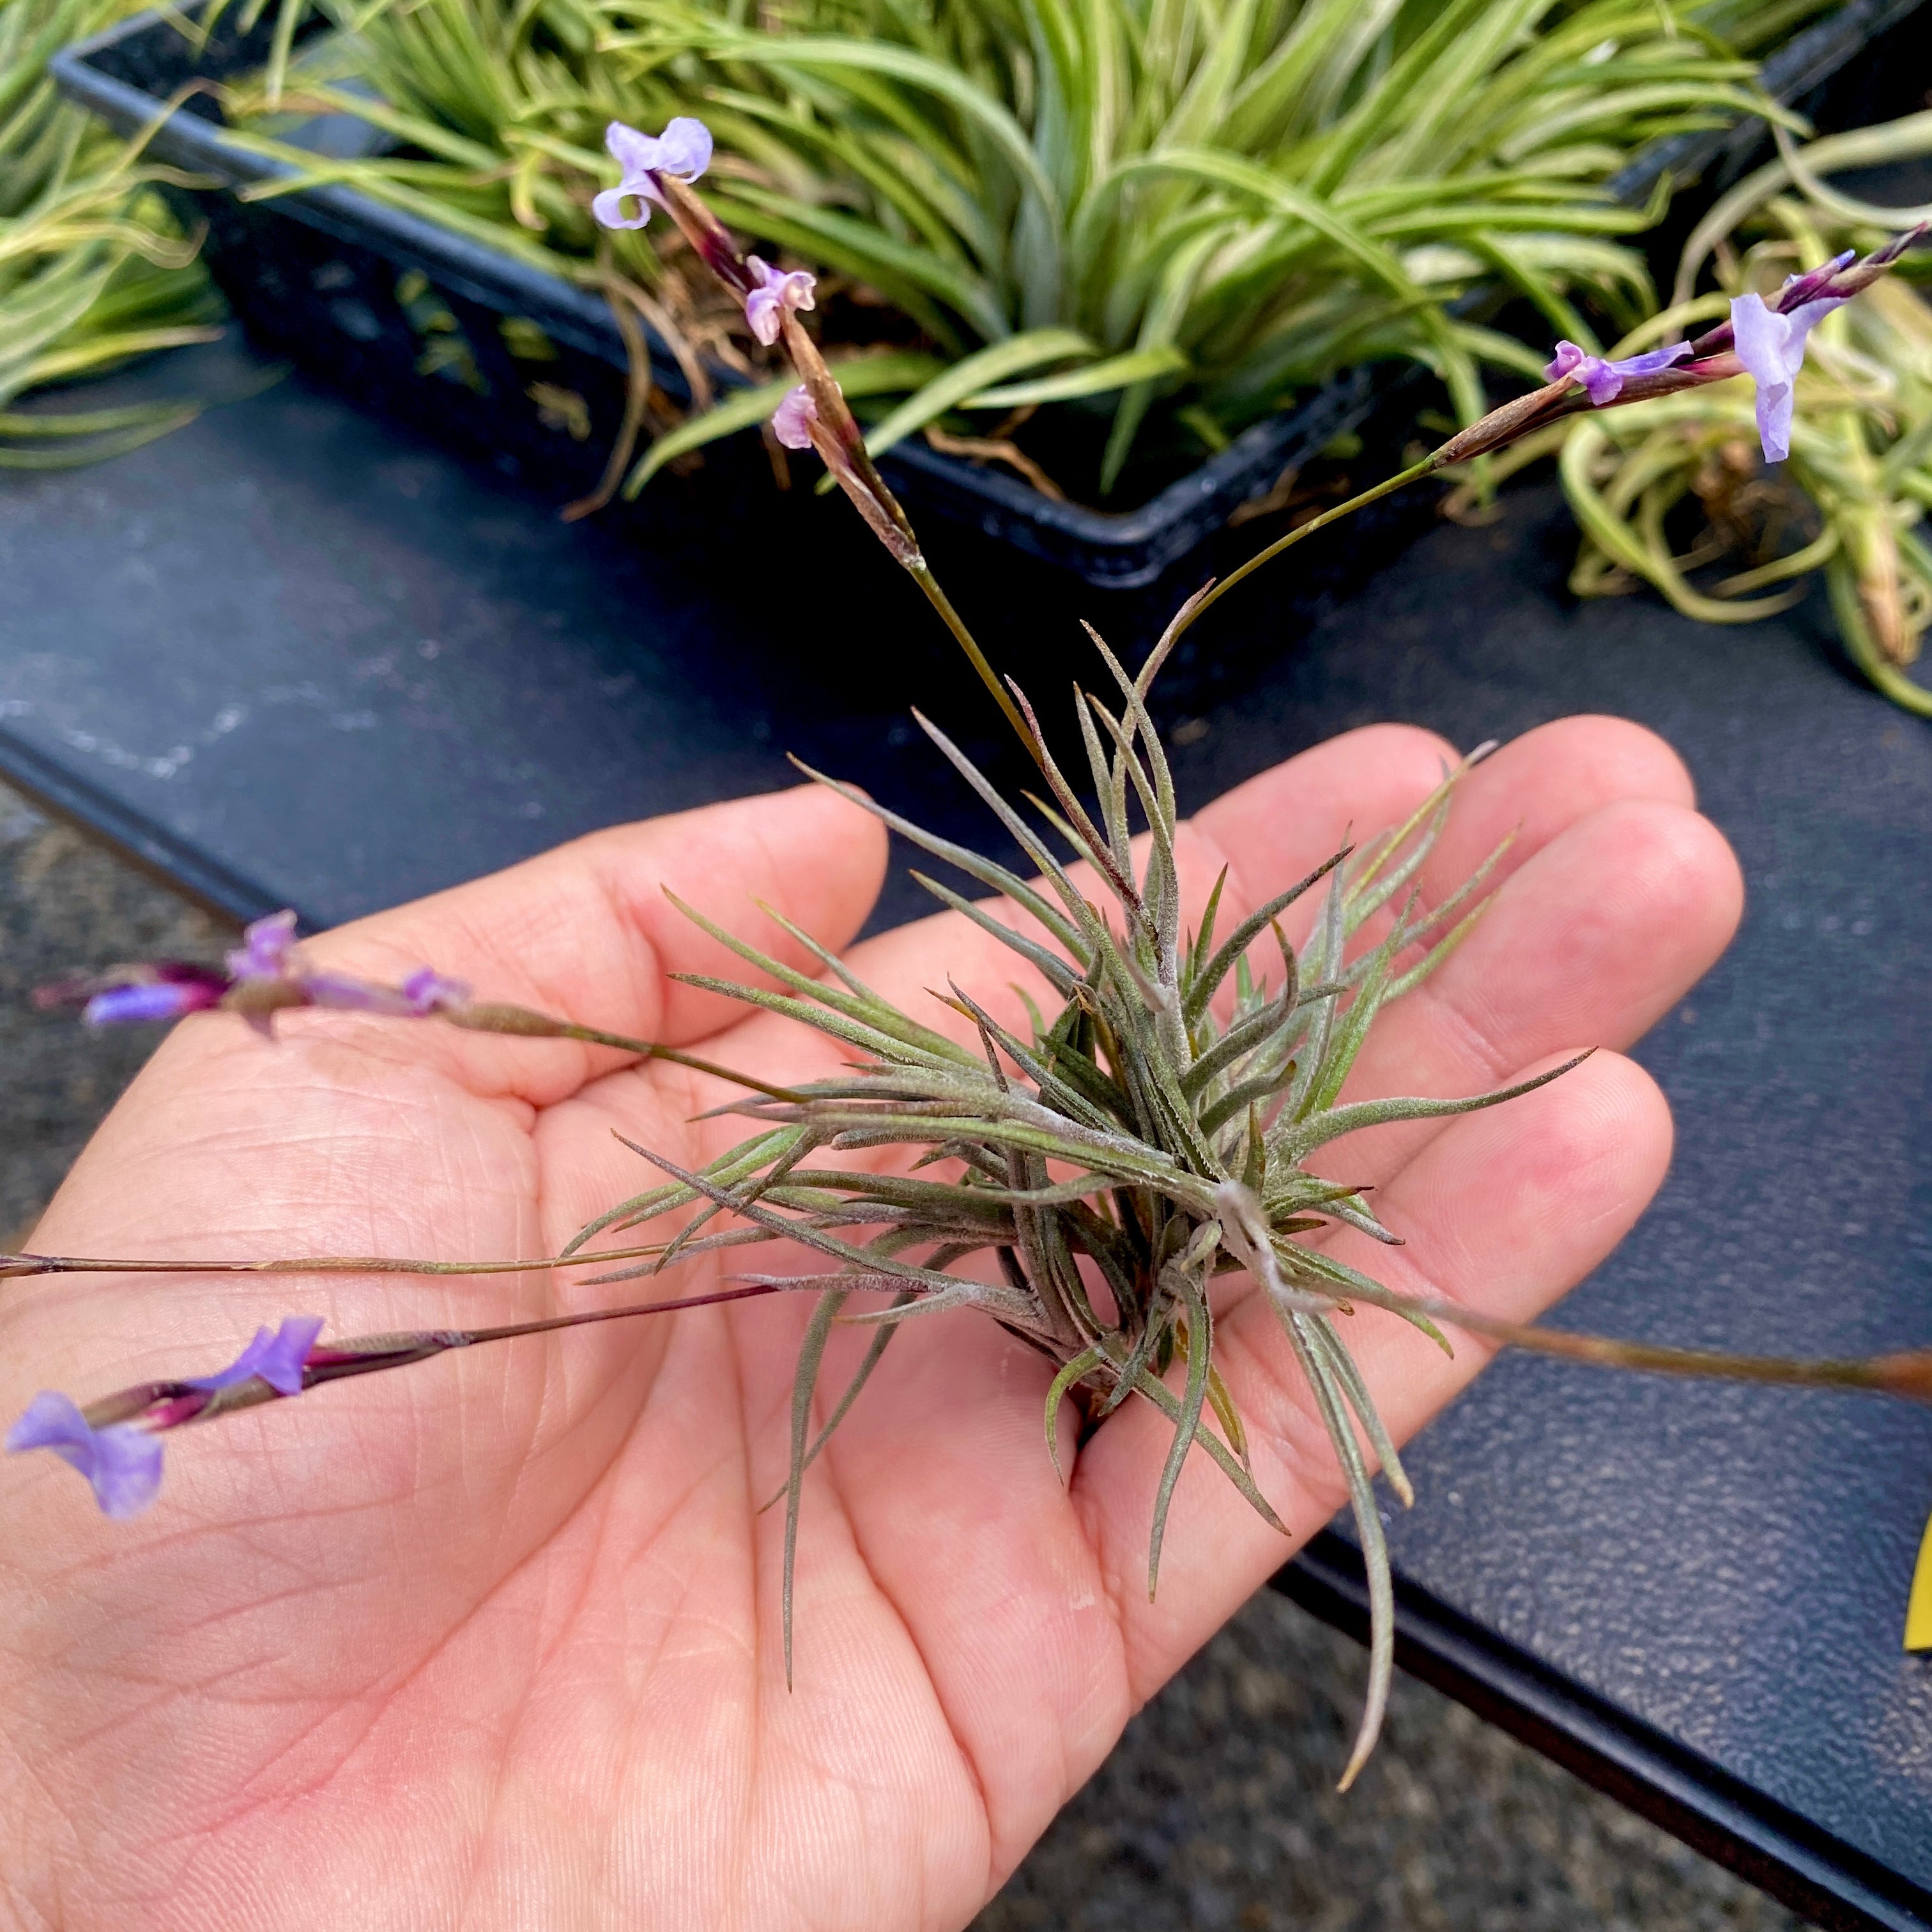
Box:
[1,781,1807,1931]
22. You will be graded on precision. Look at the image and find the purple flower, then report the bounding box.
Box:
[772,385,820,450]
[226,908,298,981]
[6,1392,163,1519]
[744,258,816,347]
[591,118,714,231]
[400,967,471,1013]
[83,980,224,1026]
[1544,339,1692,406]
[183,1316,323,1397]
[1730,290,1846,463]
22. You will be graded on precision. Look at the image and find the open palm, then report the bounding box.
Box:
[0,714,1738,1932]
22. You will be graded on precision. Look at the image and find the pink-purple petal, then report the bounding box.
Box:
[1612,343,1693,379]
[401,967,471,1013]
[1544,338,1691,407]
[1730,291,1844,462]
[744,261,816,345]
[592,185,652,231]
[298,972,418,1015]
[1543,341,1589,382]
[227,908,298,981]
[185,1316,325,1397]
[1778,248,1856,310]
[772,385,818,450]
[654,117,713,181]
[604,120,664,177]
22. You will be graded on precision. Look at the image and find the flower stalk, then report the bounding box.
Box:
[1159,226,1922,655]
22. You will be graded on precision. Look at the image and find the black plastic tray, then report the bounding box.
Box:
[52,0,1926,588]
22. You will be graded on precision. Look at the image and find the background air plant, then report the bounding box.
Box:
[0,0,224,467]
[218,0,1829,501]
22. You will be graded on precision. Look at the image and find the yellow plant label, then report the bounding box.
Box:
[1908,1511,1932,1652]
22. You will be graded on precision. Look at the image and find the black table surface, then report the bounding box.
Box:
[4,335,1930,1930]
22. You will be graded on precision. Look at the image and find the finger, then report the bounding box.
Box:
[1070,1048,1673,1702]
[1314,796,1740,1180]
[1190,716,1693,951]
[1398,715,1698,902]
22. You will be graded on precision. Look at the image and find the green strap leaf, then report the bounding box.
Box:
[683,32,1063,236]
[965,342,1188,410]
[860,326,1097,461]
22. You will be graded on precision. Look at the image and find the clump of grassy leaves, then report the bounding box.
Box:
[220,0,1828,503]
[1,0,225,468]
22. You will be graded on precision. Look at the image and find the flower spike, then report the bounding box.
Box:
[586,115,1036,755]
[1419,233,1922,475]
[36,910,471,1034]
[6,1287,803,1518]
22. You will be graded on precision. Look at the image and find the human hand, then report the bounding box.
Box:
[0,716,1739,1932]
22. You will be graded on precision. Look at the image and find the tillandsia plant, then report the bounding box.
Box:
[1446,111,1932,715]
[10,121,1932,1791]
[217,0,1831,502]
[0,0,225,468]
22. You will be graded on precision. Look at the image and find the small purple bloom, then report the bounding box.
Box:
[772,385,820,450]
[83,981,223,1027]
[592,118,714,231]
[227,908,298,981]
[1544,339,1692,406]
[6,1392,164,1519]
[1730,290,1846,463]
[744,258,816,347]
[401,967,471,1014]
[184,1316,324,1398]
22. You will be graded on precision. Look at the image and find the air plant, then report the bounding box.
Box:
[1446,112,1932,715]
[0,0,224,468]
[217,0,1832,502]
[10,122,1929,1789]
